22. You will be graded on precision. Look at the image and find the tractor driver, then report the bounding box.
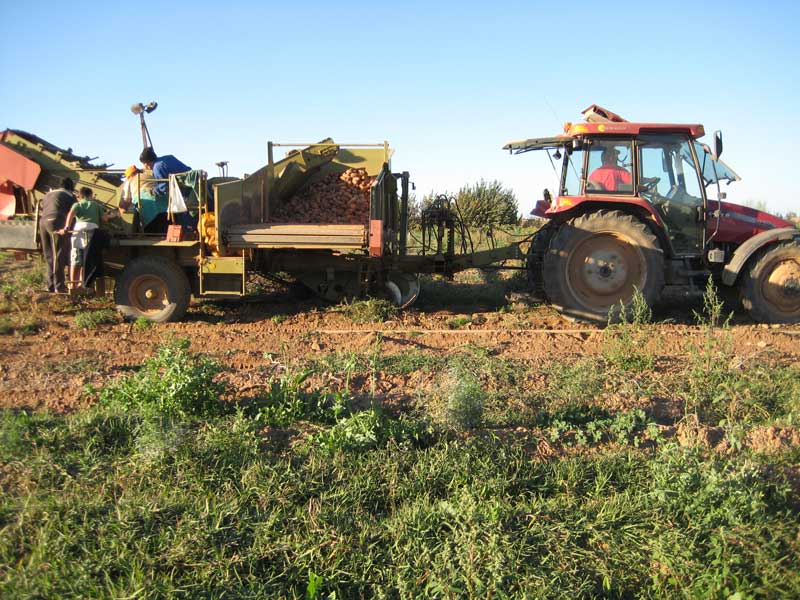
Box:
[588,146,632,192]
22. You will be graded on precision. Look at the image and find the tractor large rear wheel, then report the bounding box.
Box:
[740,241,800,323]
[543,210,664,323]
[114,256,191,322]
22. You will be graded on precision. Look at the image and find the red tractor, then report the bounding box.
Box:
[506,105,800,323]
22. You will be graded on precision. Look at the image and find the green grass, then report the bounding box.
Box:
[2,329,800,598]
[1,404,798,599]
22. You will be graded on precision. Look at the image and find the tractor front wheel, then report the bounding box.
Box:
[543,210,664,323]
[740,241,800,323]
[114,256,191,322]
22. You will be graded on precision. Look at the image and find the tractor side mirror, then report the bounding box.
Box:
[712,130,723,160]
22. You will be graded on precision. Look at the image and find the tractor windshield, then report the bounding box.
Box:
[689,141,740,186]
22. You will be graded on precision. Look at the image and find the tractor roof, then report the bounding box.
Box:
[504,104,705,154]
[564,121,705,138]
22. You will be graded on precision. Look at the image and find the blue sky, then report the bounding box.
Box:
[2,0,799,215]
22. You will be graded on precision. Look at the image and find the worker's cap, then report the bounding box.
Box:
[125,165,140,179]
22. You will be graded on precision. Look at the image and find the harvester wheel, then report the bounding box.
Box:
[740,241,800,323]
[543,210,664,323]
[114,256,191,322]
[384,272,421,308]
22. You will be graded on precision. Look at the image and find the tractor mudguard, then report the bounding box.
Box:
[722,227,800,286]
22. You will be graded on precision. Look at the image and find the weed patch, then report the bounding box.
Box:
[603,289,655,372]
[543,357,604,411]
[315,407,434,453]
[442,365,486,430]
[241,368,346,427]
[134,316,153,331]
[73,309,119,329]
[99,338,228,420]
[335,298,397,323]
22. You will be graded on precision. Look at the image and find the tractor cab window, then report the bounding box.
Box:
[638,135,704,255]
[585,141,634,193]
[562,148,584,195]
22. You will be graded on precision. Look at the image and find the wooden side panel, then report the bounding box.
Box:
[226,223,366,250]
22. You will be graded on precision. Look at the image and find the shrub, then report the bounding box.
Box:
[454,180,519,228]
[0,317,12,335]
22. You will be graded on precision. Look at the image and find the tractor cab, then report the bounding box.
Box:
[505,106,741,258]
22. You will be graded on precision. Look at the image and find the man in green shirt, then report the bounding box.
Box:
[58,187,115,292]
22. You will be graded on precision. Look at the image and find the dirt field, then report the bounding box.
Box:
[2,255,799,417]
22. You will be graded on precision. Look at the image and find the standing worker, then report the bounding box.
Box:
[139,147,191,233]
[38,177,76,293]
[57,187,116,292]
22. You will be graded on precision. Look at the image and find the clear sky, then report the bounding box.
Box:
[2,0,799,216]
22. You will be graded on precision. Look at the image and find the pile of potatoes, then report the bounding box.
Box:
[271,168,374,224]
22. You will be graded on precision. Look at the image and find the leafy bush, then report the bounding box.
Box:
[100,338,228,420]
[413,181,518,230]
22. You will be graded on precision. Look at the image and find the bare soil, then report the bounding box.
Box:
[2,275,799,415]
